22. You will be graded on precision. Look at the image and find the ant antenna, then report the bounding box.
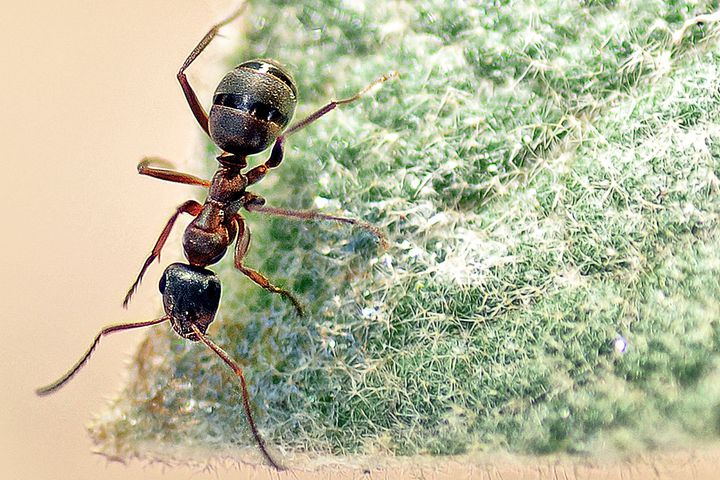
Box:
[190,324,286,470]
[36,317,169,396]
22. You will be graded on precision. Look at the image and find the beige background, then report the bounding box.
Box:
[3,2,720,479]
[1,1,250,479]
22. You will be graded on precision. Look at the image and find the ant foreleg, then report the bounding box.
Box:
[138,158,211,187]
[178,3,248,134]
[36,317,169,396]
[244,195,388,249]
[233,215,305,316]
[123,200,203,308]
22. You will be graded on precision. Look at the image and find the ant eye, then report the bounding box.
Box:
[159,272,167,294]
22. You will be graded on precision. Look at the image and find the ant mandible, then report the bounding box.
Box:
[36,3,396,471]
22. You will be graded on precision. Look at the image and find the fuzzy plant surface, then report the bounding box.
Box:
[91,0,720,465]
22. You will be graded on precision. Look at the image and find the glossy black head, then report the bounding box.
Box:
[209,59,298,155]
[159,263,221,341]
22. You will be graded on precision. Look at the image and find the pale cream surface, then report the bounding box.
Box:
[2,1,719,479]
[2,1,246,479]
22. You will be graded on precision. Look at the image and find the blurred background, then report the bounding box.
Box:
[0,1,256,478]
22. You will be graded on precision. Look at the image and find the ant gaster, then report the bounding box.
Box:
[36,3,396,471]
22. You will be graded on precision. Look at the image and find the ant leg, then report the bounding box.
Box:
[190,324,285,470]
[233,215,305,316]
[123,200,203,308]
[36,317,168,396]
[244,194,388,249]
[138,158,211,187]
[244,71,399,185]
[284,70,399,137]
[178,3,248,134]
[245,137,286,185]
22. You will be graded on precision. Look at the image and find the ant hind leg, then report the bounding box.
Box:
[177,3,248,134]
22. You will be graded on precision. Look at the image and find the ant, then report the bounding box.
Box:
[36,3,396,471]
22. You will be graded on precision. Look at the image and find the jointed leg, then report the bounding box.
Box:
[190,324,285,470]
[36,317,168,396]
[244,197,388,249]
[244,71,399,186]
[178,3,248,134]
[123,200,203,307]
[285,70,399,137]
[138,158,210,187]
[233,215,304,316]
[138,157,210,187]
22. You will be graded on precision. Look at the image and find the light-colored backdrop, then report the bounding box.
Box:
[0,2,259,479]
[5,2,720,480]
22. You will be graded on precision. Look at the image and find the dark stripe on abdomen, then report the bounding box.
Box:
[239,61,297,97]
[213,93,289,126]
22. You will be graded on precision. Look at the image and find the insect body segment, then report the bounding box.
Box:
[37,2,396,471]
[182,163,246,267]
[209,60,297,155]
[160,263,220,341]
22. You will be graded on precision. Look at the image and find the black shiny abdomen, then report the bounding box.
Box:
[160,263,221,341]
[213,93,288,125]
[208,59,298,155]
[236,60,297,96]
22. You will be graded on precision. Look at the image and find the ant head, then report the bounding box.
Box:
[160,263,221,341]
[209,59,298,155]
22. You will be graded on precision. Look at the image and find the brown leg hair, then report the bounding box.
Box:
[286,71,399,136]
[123,200,203,308]
[245,199,388,250]
[233,215,305,316]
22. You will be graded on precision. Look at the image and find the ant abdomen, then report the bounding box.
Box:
[160,263,221,341]
[209,59,298,155]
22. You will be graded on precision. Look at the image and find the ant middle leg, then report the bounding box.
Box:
[123,200,203,308]
[243,193,388,249]
[233,215,305,316]
[137,158,211,187]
